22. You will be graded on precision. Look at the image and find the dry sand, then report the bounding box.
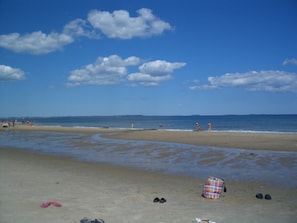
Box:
[0,125,297,223]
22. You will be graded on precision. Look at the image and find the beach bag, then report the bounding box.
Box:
[202,177,226,199]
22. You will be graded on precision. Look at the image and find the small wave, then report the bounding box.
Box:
[210,130,297,134]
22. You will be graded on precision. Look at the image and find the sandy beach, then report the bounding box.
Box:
[1,125,297,223]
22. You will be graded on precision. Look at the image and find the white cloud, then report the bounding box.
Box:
[0,31,73,55]
[282,58,297,66]
[67,55,141,86]
[0,18,95,55]
[87,8,172,39]
[127,60,186,86]
[67,56,186,87]
[0,8,172,54]
[139,60,186,76]
[0,65,25,81]
[127,73,172,86]
[63,18,100,39]
[189,70,297,93]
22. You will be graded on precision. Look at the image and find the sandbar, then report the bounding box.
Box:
[5,124,297,151]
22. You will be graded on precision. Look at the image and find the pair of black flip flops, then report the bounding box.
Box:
[153,197,166,203]
[80,217,105,223]
[256,193,272,200]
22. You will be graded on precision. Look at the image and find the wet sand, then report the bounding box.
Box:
[107,129,297,152]
[6,124,297,151]
[0,125,297,223]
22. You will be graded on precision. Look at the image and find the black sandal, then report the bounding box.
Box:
[265,194,272,200]
[159,198,167,203]
[256,193,263,199]
[153,197,160,202]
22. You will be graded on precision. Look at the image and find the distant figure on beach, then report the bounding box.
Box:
[195,122,201,131]
[131,123,134,128]
[208,122,212,131]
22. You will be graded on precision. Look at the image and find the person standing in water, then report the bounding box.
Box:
[208,122,212,130]
[195,123,201,131]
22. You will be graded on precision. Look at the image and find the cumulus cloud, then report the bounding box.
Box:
[0,65,25,81]
[282,58,297,66]
[128,60,186,86]
[0,8,172,54]
[67,56,185,87]
[67,55,141,86]
[0,17,101,55]
[0,31,73,55]
[189,70,297,93]
[63,18,100,39]
[87,8,173,39]
[127,73,172,86]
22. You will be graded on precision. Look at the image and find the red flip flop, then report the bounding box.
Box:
[40,202,51,208]
[50,201,62,207]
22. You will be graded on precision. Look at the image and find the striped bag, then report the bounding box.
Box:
[202,177,226,199]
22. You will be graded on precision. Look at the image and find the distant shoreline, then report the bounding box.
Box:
[2,114,296,133]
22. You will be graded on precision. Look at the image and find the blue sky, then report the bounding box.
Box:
[1,0,297,117]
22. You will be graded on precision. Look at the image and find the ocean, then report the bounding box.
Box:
[13,114,297,133]
[1,114,297,187]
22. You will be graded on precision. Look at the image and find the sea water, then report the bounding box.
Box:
[5,114,297,133]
